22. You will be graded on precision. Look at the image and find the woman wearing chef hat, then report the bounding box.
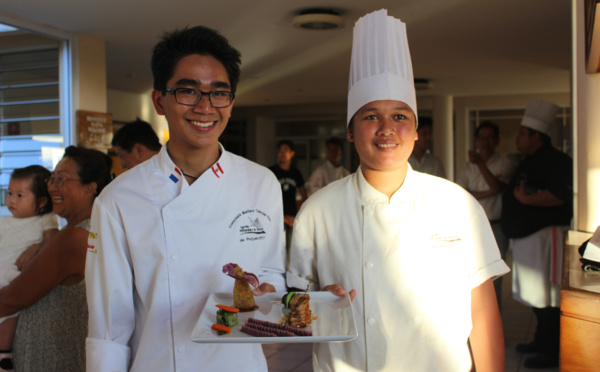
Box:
[287,9,509,371]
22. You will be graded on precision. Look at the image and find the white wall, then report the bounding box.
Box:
[75,35,106,113]
[573,0,600,233]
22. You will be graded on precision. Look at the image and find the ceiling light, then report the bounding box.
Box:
[293,8,344,30]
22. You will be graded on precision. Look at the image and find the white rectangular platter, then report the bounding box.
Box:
[191,291,357,344]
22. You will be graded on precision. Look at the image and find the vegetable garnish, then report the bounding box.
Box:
[281,292,297,308]
[222,263,259,288]
[211,323,232,334]
[216,304,240,313]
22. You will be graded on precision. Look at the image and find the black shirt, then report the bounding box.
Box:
[501,145,573,238]
[269,165,305,217]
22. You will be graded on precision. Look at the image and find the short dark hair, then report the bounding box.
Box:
[277,140,295,152]
[63,146,113,196]
[11,165,53,215]
[417,116,432,131]
[112,119,161,152]
[475,121,500,138]
[326,137,344,151]
[151,26,242,94]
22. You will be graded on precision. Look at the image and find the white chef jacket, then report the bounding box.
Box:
[287,165,509,372]
[308,161,350,195]
[456,153,516,221]
[408,152,446,178]
[86,144,286,372]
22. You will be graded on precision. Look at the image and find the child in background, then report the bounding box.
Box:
[0,165,58,372]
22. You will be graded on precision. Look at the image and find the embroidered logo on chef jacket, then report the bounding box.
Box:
[87,231,98,253]
[429,233,461,248]
[229,209,271,242]
[240,217,266,236]
[211,162,224,178]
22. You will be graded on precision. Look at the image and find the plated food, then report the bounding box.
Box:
[213,267,316,337]
[192,292,357,344]
[222,263,259,311]
[215,304,239,327]
[210,294,314,338]
[281,291,314,328]
[241,318,312,337]
[198,266,351,342]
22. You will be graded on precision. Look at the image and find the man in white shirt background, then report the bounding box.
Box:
[408,117,446,178]
[308,137,350,195]
[456,121,516,310]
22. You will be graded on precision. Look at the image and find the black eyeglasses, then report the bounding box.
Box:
[45,175,79,188]
[164,88,234,108]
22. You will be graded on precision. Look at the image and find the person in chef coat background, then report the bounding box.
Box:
[287,9,509,372]
[501,98,572,369]
[85,25,286,372]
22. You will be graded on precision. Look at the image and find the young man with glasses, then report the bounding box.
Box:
[85,26,285,372]
[456,121,516,311]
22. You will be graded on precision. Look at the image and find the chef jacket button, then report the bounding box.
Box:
[177,345,185,353]
[165,211,171,218]
[171,254,178,261]
[365,262,374,269]
[365,208,373,217]
[174,300,182,307]
[367,317,376,325]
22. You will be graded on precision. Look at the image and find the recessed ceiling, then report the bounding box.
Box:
[0,0,571,107]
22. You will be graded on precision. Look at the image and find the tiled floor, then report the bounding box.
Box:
[263,249,559,371]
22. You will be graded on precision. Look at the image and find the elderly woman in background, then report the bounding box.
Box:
[0,146,112,372]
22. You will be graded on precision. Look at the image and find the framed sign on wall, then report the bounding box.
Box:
[77,110,113,152]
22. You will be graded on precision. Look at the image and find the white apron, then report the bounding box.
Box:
[511,225,568,308]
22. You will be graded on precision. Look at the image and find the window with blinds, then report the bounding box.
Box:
[0,28,65,215]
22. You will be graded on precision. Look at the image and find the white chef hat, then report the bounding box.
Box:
[521,98,559,135]
[347,9,417,127]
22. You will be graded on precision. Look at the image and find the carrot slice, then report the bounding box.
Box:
[216,304,240,313]
[211,323,232,334]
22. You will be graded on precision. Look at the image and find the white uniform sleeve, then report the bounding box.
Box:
[286,213,320,291]
[256,175,287,292]
[86,197,134,372]
[464,199,510,288]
